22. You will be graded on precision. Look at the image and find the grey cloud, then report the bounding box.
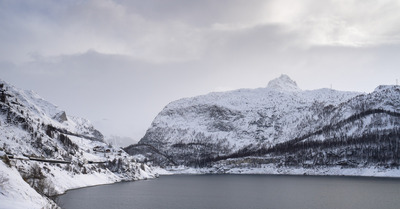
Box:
[2,0,400,64]
[115,0,268,26]
[1,0,400,143]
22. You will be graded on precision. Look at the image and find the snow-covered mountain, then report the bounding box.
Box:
[127,75,400,172]
[0,79,158,209]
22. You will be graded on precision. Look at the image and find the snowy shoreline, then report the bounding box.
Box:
[8,165,392,209]
[55,166,166,196]
[54,166,400,201]
[161,165,400,178]
[55,178,149,196]
[0,160,159,209]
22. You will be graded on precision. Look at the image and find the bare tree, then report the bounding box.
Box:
[0,173,9,189]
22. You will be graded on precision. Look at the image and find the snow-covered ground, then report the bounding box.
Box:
[0,132,160,209]
[163,164,400,178]
[0,161,56,209]
[0,159,162,209]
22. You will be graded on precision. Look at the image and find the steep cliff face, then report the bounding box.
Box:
[130,75,400,168]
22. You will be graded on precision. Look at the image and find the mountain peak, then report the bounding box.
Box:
[374,85,399,92]
[267,74,301,92]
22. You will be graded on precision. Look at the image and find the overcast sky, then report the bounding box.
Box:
[1,0,400,145]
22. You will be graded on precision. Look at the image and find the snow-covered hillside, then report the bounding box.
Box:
[142,75,359,148]
[128,75,400,172]
[0,79,158,209]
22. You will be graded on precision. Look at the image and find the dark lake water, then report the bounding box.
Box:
[58,174,400,209]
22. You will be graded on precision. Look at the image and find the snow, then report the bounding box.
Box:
[138,75,400,178]
[266,74,301,92]
[151,166,173,175]
[45,166,120,194]
[0,79,162,208]
[142,75,362,153]
[0,161,54,209]
[374,85,397,92]
[143,76,400,150]
[163,164,400,178]
[2,76,400,208]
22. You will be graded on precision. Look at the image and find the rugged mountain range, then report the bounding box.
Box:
[126,75,400,170]
[0,79,156,208]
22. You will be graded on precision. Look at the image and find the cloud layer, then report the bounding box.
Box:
[1,0,400,144]
[2,0,400,63]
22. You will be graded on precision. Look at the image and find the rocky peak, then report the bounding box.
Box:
[53,111,68,123]
[267,74,301,92]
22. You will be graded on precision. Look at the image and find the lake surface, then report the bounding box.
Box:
[59,174,400,209]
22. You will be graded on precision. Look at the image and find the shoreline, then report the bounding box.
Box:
[161,165,400,178]
[54,167,161,197]
[160,172,400,179]
[55,177,157,197]
[57,169,400,197]
[55,165,400,199]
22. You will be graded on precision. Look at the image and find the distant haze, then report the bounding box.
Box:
[1,0,400,146]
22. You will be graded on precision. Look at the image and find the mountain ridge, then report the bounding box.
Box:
[127,75,400,173]
[0,79,157,209]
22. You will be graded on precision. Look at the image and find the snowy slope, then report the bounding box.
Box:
[136,75,358,158]
[0,79,103,141]
[0,79,159,209]
[133,75,400,169]
[0,161,56,209]
[142,75,359,149]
